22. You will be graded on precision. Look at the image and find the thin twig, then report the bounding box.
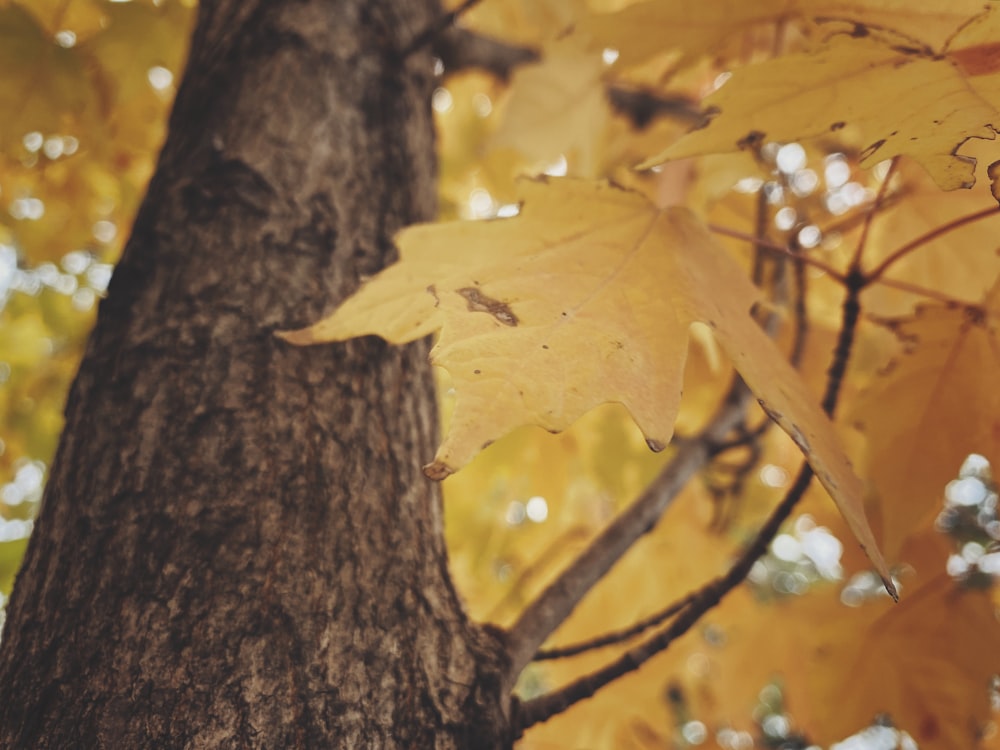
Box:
[788,247,809,367]
[870,275,993,308]
[849,157,898,269]
[707,223,846,281]
[864,206,1000,283]
[516,461,816,733]
[750,189,770,289]
[533,593,696,661]
[817,187,908,240]
[502,383,752,686]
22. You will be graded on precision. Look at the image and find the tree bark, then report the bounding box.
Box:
[0,1,511,746]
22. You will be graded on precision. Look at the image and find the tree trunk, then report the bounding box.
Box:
[0,1,512,746]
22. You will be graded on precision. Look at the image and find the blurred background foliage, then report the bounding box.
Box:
[0,0,194,598]
[4,1,1000,748]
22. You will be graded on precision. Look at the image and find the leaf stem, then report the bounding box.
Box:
[864,206,1000,283]
[870,276,996,308]
[849,158,898,270]
[707,223,845,281]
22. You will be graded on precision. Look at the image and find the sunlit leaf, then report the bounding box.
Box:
[646,27,1000,190]
[282,177,891,586]
[578,0,994,70]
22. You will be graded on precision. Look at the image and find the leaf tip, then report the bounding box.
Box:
[645,437,667,453]
[423,460,454,481]
[879,573,899,604]
[883,575,899,602]
[275,327,316,346]
[635,153,665,172]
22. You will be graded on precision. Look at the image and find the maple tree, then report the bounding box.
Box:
[2,0,1000,747]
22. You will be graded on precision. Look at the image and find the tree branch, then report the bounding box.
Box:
[401,0,484,58]
[532,593,696,661]
[434,27,539,79]
[503,382,752,686]
[515,460,816,733]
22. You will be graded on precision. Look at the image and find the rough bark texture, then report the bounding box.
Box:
[0,1,511,746]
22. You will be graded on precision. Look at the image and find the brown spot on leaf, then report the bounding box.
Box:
[427,284,440,307]
[736,130,766,151]
[458,287,519,326]
[829,121,845,131]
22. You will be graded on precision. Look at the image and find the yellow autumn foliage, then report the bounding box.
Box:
[6,0,1000,748]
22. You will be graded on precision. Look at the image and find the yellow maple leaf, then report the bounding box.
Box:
[576,0,799,68]
[281,177,890,585]
[577,0,993,68]
[644,27,1000,190]
[854,277,1000,558]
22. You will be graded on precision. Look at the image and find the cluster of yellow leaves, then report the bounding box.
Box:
[0,0,194,591]
[316,0,1000,747]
